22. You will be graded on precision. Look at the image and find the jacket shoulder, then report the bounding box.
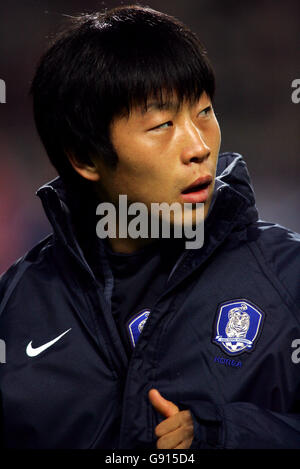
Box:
[248,220,300,308]
[0,234,54,316]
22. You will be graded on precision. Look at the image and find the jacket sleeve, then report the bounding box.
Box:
[186,400,300,449]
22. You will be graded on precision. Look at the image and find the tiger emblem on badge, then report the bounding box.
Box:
[213,300,264,356]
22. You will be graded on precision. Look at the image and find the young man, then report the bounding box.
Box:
[0,5,300,449]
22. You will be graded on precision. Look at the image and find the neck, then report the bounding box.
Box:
[106,235,156,254]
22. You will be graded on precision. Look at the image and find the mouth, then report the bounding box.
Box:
[181,175,213,203]
[181,175,212,194]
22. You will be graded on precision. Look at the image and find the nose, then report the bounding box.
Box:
[180,121,211,165]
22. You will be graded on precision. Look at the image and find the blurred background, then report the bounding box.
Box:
[0,0,299,274]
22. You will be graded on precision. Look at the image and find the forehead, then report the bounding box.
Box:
[123,90,209,119]
[141,91,182,114]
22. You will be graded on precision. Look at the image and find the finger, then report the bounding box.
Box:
[155,413,180,437]
[156,427,183,450]
[155,410,192,437]
[156,425,193,449]
[174,441,191,449]
[148,389,179,418]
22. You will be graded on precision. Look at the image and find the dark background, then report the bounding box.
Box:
[0,0,299,274]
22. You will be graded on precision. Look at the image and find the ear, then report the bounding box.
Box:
[67,153,100,182]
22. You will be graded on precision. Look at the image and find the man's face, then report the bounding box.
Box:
[94,91,221,225]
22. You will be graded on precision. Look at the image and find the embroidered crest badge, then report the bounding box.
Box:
[128,309,151,348]
[213,300,264,356]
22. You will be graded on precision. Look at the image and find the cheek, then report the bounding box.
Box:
[116,156,160,183]
[213,120,222,149]
[110,154,162,199]
[116,142,166,180]
[206,125,221,174]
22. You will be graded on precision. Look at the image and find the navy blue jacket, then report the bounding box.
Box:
[1,152,300,448]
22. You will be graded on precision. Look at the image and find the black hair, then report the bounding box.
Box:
[30,4,215,184]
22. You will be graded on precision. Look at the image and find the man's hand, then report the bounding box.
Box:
[148,388,194,449]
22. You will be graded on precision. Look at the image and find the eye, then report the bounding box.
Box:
[150,120,173,131]
[198,106,212,117]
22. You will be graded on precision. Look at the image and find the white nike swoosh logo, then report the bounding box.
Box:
[26,328,72,357]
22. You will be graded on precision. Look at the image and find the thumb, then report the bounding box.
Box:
[148,388,179,418]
